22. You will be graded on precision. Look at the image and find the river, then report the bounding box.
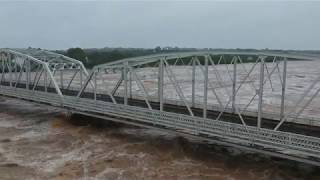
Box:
[0,97,319,180]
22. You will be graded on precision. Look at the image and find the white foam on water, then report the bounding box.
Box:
[11,130,47,141]
[0,113,20,128]
[95,167,124,179]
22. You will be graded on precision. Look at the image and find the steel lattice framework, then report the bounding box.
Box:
[1,48,320,166]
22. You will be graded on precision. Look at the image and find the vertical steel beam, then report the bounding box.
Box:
[14,58,18,85]
[15,60,25,88]
[80,68,83,88]
[215,58,260,112]
[257,56,265,128]
[232,56,237,113]
[94,71,97,100]
[280,57,287,119]
[192,57,196,107]
[26,60,30,90]
[158,59,164,111]
[14,61,19,84]
[0,54,3,85]
[195,58,223,108]
[44,70,47,92]
[237,56,258,91]
[123,61,128,105]
[43,63,63,97]
[0,54,3,84]
[7,53,12,87]
[3,54,7,83]
[1,54,5,84]
[129,69,132,99]
[203,56,209,118]
[240,61,279,114]
[60,70,64,89]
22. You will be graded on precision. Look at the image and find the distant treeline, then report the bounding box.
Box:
[55,47,198,68]
[55,47,320,68]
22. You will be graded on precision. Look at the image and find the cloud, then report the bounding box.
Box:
[0,1,319,50]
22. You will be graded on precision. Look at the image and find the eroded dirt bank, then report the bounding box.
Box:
[0,97,319,180]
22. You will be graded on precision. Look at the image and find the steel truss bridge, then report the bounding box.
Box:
[1,48,320,166]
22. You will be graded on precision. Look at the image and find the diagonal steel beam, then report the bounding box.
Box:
[130,67,153,110]
[111,75,123,96]
[164,59,194,116]
[195,57,223,108]
[274,73,320,130]
[240,60,279,114]
[66,70,79,90]
[32,68,44,91]
[15,60,25,88]
[77,71,94,98]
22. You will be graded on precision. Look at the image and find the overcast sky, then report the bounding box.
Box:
[0,1,319,50]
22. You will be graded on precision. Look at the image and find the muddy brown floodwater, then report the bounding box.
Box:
[0,96,319,180]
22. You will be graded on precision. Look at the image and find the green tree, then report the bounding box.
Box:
[66,48,88,65]
[154,46,161,53]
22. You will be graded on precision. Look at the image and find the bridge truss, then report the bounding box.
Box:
[0,48,320,166]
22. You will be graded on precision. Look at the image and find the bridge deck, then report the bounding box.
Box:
[3,81,320,137]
